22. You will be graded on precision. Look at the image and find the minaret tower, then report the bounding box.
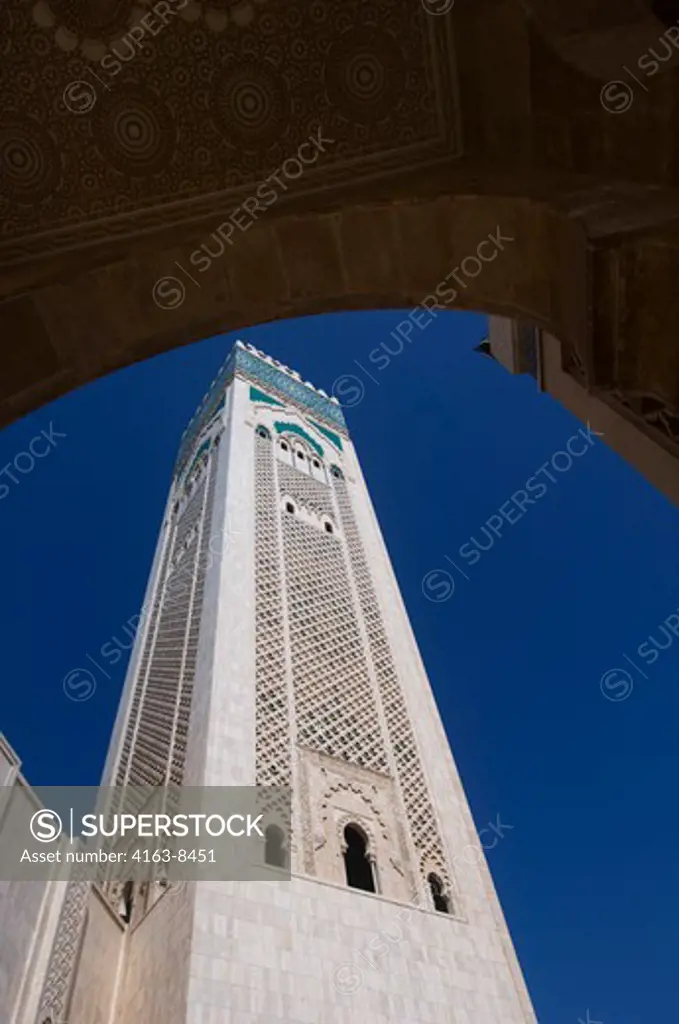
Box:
[30,341,536,1024]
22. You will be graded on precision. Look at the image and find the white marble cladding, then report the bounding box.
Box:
[186,875,530,1024]
[194,376,257,790]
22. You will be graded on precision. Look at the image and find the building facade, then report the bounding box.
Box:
[2,341,536,1024]
[482,315,679,507]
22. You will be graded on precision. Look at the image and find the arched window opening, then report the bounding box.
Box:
[285,501,295,515]
[330,465,343,480]
[428,873,449,914]
[280,441,288,451]
[312,458,321,468]
[264,825,287,868]
[255,425,270,440]
[324,522,334,534]
[343,825,375,893]
[296,450,305,461]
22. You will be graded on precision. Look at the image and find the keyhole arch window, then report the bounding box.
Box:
[342,823,376,893]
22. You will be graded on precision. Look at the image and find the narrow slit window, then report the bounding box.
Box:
[264,825,287,869]
[428,873,450,914]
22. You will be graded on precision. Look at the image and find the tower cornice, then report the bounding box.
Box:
[175,340,348,477]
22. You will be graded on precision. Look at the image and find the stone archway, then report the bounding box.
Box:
[0,190,588,422]
[2,0,679,492]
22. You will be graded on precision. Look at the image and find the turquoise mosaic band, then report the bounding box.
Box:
[175,345,347,478]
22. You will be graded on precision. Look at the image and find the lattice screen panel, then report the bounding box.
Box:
[34,878,90,1024]
[115,456,217,790]
[281,508,389,774]
[333,476,451,889]
[254,432,291,787]
[113,520,174,790]
[278,462,334,518]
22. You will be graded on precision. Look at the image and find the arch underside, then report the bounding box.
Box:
[0,0,678,474]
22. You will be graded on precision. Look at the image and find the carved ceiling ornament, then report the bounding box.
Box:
[0,118,63,204]
[1,0,458,262]
[210,58,291,150]
[324,28,407,126]
[92,85,177,177]
[1,6,14,56]
[29,0,267,57]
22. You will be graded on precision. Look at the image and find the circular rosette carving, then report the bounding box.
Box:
[324,29,406,125]
[1,6,13,56]
[210,61,290,150]
[93,88,177,177]
[49,0,135,37]
[0,119,61,204]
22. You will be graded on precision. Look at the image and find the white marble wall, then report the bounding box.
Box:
[68,887,125,1024]
[194,377,257,790]
[115,883,195,1024]
[185,874,529,1024]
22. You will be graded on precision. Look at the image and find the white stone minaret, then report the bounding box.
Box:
[24,341,536,1024]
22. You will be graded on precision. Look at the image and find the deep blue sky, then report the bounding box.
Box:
[2,310,678,1023]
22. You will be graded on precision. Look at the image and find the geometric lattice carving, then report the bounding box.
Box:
[278,461,334,518]
[606,387,679,447]
[333,476,451,893]
[280,464,389,774]
[114,448,218,790]
[254,431,291,787]
[35,878,89,1024]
